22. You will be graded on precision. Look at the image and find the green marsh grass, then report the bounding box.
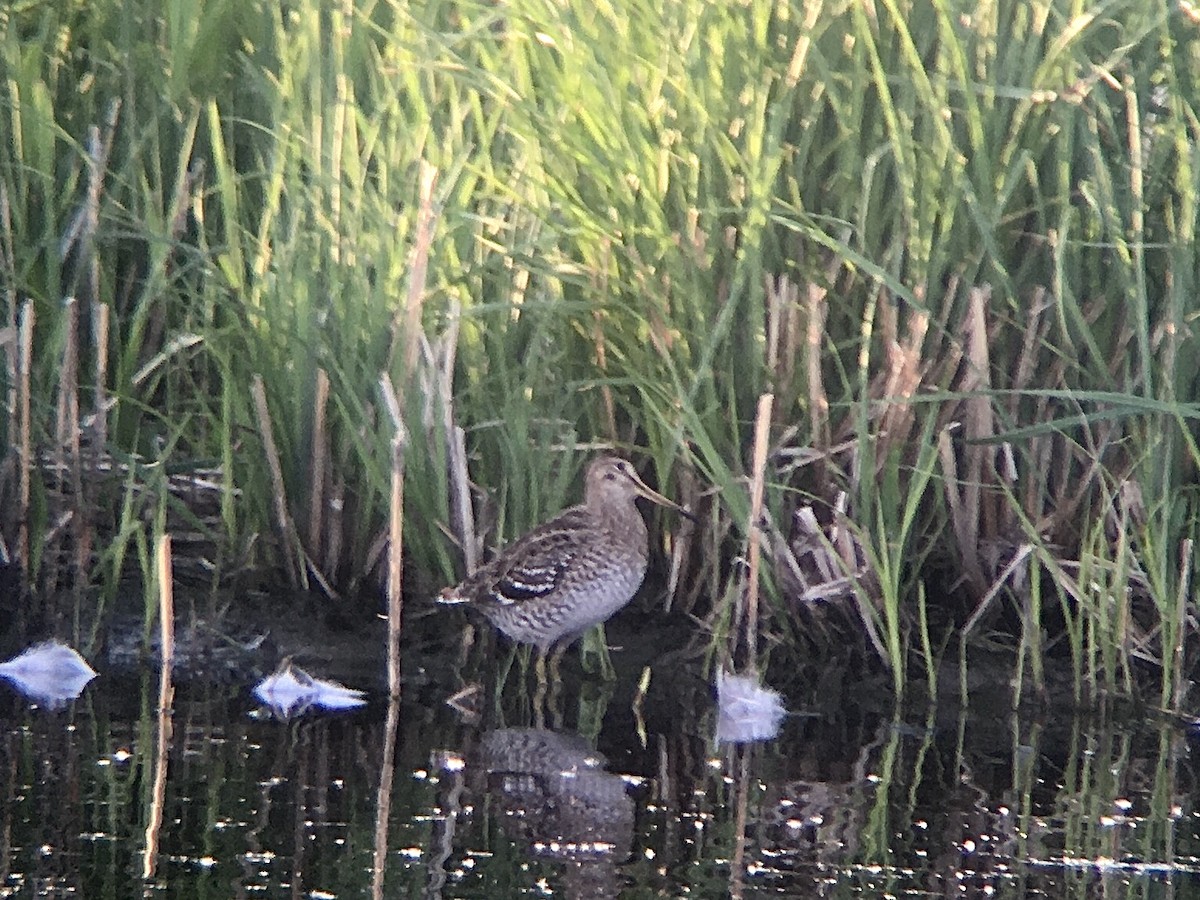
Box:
[1,0,1199,702]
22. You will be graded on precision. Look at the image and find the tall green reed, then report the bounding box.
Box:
[0,0,1197,701]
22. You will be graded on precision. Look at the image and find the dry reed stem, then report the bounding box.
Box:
[308,368,330,552]
[940,288,996,592]
[929,279,965,428]
[962,543,1034,638]
[765,275,782,384]
[832,490,857,569]
[1174,538,1192,710]
[439,299,462,397]
[765,275,802,393]
[387,435,404,697]
[379,374,408,698]
[877,300,928,469]
[251,374,303,589]
[448,425,477,573]
[81,124,104,304]
[325,475,346,578]
[57,298,90,580]
[823,491,889,665]
[393,162,438,381]
[17,301,33,569]
[381,162,438,689]
[1008,287,1047,422]
[378,374,403,438]
[592,239,617,441]
[157,533,175,669]
[0,182,13,315]
[805,283,830,458]
[664,462,698,613]
[772,516,842,636]
[2,185,15,554]
[92,302,109,450]
[744,393,774,673]
[793,506,840,583]
[1123,79,1147,377]
[937,421,969,548]
[437,300,475,571]
[784,0,823,83]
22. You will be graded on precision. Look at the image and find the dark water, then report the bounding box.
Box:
[2,628,1200,899]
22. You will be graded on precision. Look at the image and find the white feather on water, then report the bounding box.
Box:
[715,668,787,743]
[253,661,367,718]
[0,640,98,708]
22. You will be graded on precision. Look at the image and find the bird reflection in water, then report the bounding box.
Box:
[428,728,634,899]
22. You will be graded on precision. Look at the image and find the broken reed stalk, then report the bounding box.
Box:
[379,374,407,698]
[251,374,303,589]
[17,300,33,569]
[744,393,774,674]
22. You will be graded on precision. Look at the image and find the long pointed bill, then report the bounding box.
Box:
[625,470,697,521]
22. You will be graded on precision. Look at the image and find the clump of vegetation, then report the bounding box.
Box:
[1,0,1197,703]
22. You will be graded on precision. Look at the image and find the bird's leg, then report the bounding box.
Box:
[548,641,568,684]
[532,650,549,727]
[546,640,568,714]
[582,625,616,682]
[495,643,518,690]
[456,622,476,669]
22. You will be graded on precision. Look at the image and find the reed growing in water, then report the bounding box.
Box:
[1,0,1196,701]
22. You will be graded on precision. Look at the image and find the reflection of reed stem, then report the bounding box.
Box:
[728,744,752,900]
[425,749,466,898]
[144,534,175,880]
[371,696,401,900]
[157,534,175,670]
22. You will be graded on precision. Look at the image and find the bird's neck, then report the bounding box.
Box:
[593,497,648,547]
